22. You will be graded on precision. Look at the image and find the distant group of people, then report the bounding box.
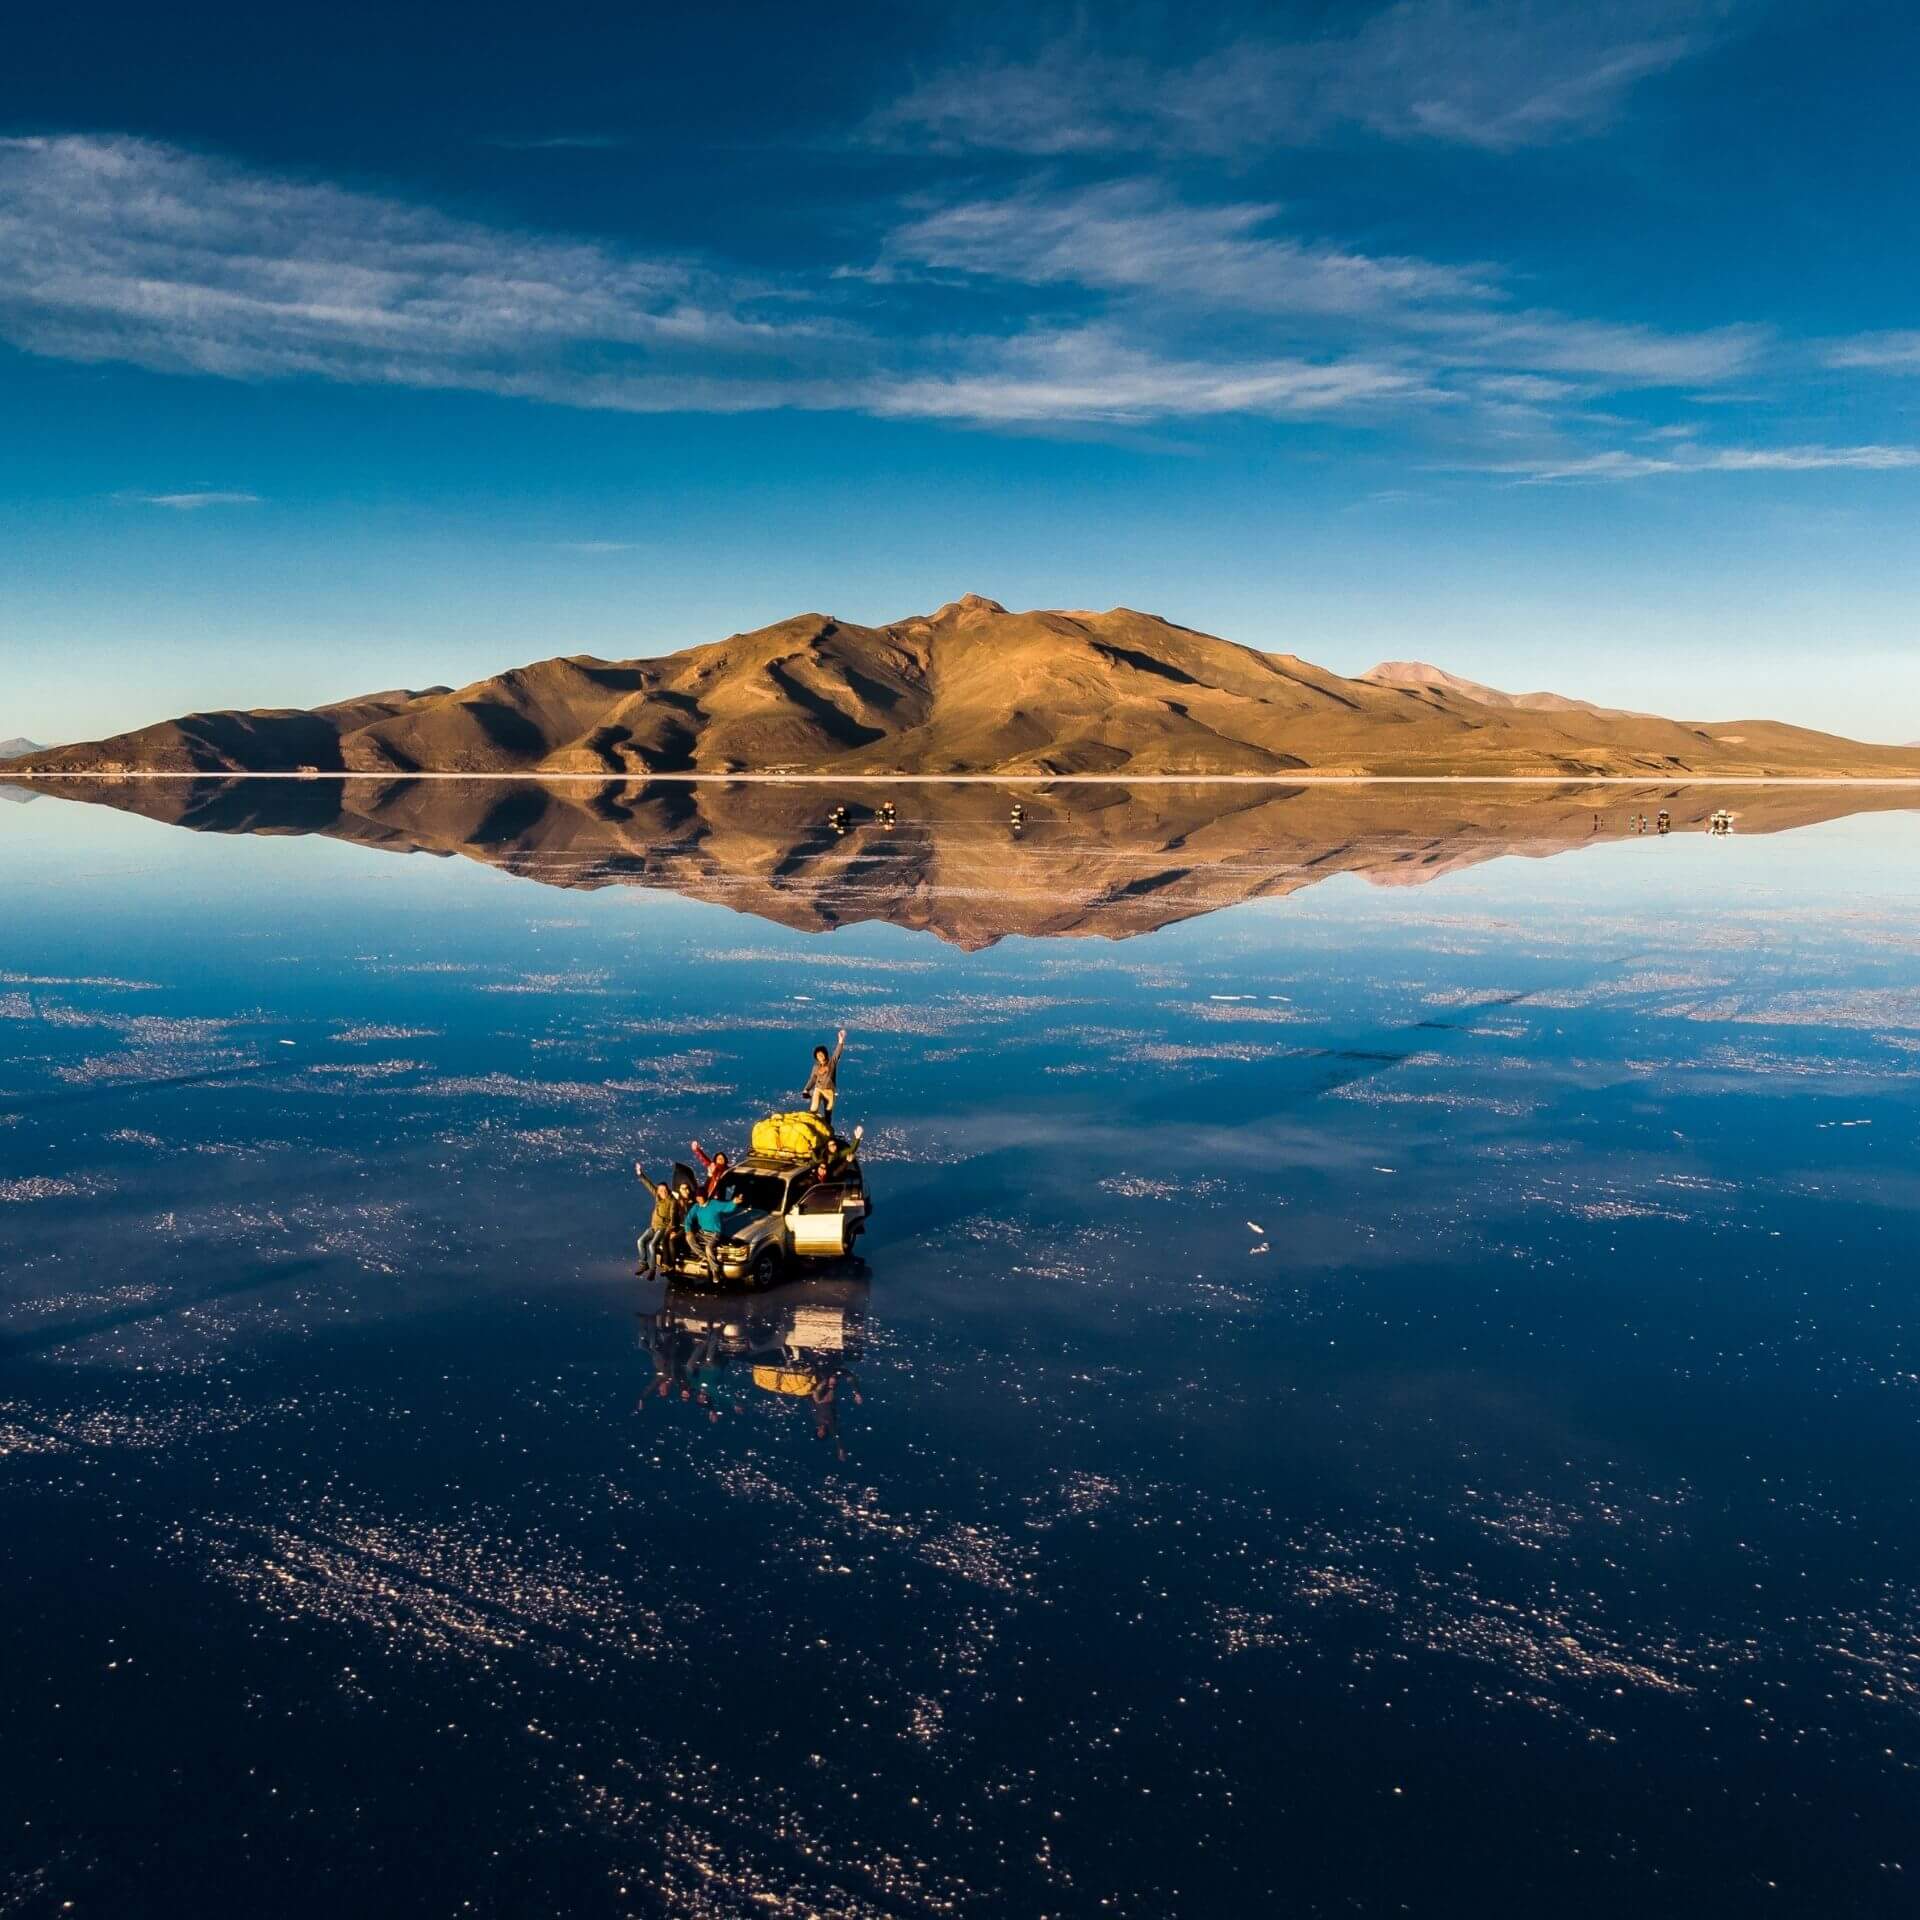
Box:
[1589,814,1681,837]
[632,1028,855,1282]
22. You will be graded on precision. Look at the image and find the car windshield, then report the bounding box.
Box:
[720,1172,787,1214]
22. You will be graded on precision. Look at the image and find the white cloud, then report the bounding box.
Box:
[485,134,632,152]
[1429,310,1765,383]
[0,134,846,412]
[1704,445,1920,471]
[887,181,1494,316]
[127,490,262,509]
[1487,443,1920,482]
[867,326,1437,425]
[0,127,1884,480]
[1473,373,1583,403]
[868,1,1728,157]
[877,180,1762,411]
[1827,332,1920,372]
[1326,0,1717,148]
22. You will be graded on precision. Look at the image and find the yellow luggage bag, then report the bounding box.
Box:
[750,1109,833,1158]
[752,1365,816,1397]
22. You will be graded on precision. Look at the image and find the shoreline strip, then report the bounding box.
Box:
[8,772,1920,790]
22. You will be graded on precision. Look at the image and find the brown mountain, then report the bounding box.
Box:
[16,773,1918,950]
[14,597,1920,779]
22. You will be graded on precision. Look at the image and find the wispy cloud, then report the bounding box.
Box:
[0,127,1878,479]
[868,0,1729,157]
[1484,443,1920,482]
[1826,332,1920,372]
[0,132,1473,434]
[124,489,262,509]
[879,180,1760,396]
[485,133,632,152]
[865,179,1759,454]
[867,326,1437,426]
[886,181,1495,316]
[0,134,846,413]
[1427,311,1765,384]
[1473,373,1583,404]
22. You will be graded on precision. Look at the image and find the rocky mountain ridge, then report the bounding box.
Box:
[14,598,1920,780]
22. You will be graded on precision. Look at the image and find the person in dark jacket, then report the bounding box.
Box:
[802,1029,848,1117]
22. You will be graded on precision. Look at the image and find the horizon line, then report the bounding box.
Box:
[10,772,1920,790]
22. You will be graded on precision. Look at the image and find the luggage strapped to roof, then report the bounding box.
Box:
[751,1109,835,1159]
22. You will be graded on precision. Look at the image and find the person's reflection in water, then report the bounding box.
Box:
[635,1312,686,1405]
[687,1337,739,1423]
[636,1314,739,1417]
[809,1365,863,1462]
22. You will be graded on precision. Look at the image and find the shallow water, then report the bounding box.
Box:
[2,781,1917,1917]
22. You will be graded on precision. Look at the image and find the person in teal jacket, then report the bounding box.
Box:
[685,1191,755,1281]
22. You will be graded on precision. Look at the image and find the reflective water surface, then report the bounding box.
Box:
[2,780,1917,1916]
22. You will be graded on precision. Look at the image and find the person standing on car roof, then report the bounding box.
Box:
[802,1028,848,1117]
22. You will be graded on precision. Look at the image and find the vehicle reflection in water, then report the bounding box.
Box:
[636,1276,869,1458]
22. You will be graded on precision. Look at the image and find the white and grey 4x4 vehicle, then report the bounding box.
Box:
[668,1153,871,1288]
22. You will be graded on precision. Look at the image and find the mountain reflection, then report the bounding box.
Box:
[13,774,1918,948]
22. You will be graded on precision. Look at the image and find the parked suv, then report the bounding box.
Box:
[665,1152,870,1287]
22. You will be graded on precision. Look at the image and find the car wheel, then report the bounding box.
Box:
[749,1246,784,1288]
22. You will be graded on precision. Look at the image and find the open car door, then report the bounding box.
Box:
[788,1182,851,1256]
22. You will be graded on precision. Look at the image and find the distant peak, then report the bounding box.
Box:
[1360,658,1628,719]
[933,594,1007,617]
[1363,659,1508,701]
[1364,660,1451,685]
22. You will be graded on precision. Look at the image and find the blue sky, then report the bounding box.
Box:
[4,0,1919,743]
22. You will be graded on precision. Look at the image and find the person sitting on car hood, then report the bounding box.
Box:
[685,1191,759,1281]
[633,1165,681,1278]
[686,1192,742,1236]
